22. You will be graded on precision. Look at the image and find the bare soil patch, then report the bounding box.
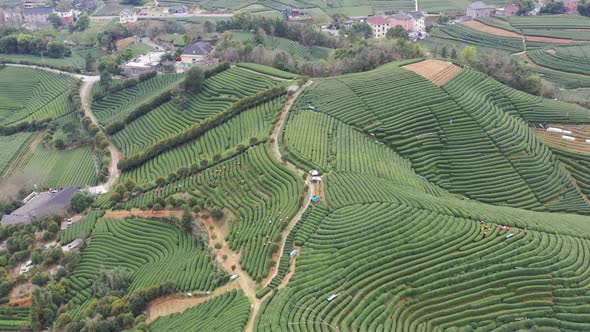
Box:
[525,36,584,44]
[546,48,557,55]
[462,21,522,37]
[103,209,182,219]
[146,283,239,324]
[403,60,462,86]
[8,282,33,307]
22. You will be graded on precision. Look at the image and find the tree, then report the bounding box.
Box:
[579,1,590,16]
[516,0,535,14]
[98,56,118,87]
[441,46,448,58]
[210,207,224,220]
[182,67,205,93]
[47,41,66,58]
[181,206,193,232]
[541,1,566,13]
[72,15,90,32]
[348,23,373,39]
[80,314,102,332]
[460,46,477,66]
[155,177,166,187]
[254,27,267,45]
[450,48,457,59]
[84,53,95,72]
[70,192,93,213]
[48,13,63,29]
[94,267,131,298]
[386,25,408,40]
[54,138,65,150]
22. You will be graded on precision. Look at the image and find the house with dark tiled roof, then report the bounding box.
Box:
[466,1,496,18]
[181,41,214,66]
[1,187,79,226]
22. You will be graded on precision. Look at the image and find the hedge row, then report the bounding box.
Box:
[105,90,172,135]
[117,85,287,171]
[93,70,158,100]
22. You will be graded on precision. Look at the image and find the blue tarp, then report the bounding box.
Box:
[311,195,320,203]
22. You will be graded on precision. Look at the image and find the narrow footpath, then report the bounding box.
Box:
[144,82,314,331]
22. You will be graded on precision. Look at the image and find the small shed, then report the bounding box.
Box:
[310,169,320,176]
[311,176,322,183]
[311,195,321,203]
[290,249,298,257]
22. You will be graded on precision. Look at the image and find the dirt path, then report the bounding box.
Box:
[4,64,120,193]
[146,282,240,324]
[123,83,314,331]
[79,78,122,193]
[103,209,183,219]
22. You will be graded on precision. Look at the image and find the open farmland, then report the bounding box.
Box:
[291,63,590,213]
[0,132,33,177]
[120,96,285,185]
[111,67,281,156]
[14,145,99,188]
[149,290,250,332]
[528,45,590,76]
[65,217,224,318]
[117,145,303,281]
[402,59,462,85]
[429,24,524,53]
[0,67,76,126]
[92,73,184,126]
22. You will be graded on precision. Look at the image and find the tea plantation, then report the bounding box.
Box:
[5,52,590,331]
[149,290,250,332]
[65,217,224,318]
[0,66,76,126]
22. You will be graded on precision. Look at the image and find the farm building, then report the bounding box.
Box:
[120,9,137,24]
[180,41,215,67]
[466,2,496,18]
[121,51,165,76]
[55,9,75,25]
[1,187,79,226]
[22,6,54,28]
[368,12,426,39]
[0,8,23,27]
[168,5,188,14]
[496,4,518,15]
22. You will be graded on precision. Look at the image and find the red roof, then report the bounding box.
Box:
[504,4,518,14]
[367,15,389,25]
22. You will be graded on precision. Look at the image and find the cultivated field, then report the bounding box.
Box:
[0,67,76,126]
[65,217,223,318]
[402,59,462,85]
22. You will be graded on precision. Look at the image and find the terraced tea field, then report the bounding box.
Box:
[66,217,223,318]
[0,66,76,126]
[0,132,33,177]
[92,73,184,126]
[290,63,590,214]
[149,290,250,332]
[528,45,590,76]
[111,67,281,156]
[120,145,303,280]
[120,96,286,185]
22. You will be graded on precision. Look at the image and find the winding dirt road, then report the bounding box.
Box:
[5,64,121,193]
[144,82,315,331]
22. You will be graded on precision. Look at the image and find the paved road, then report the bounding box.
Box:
[89,13,233,20]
